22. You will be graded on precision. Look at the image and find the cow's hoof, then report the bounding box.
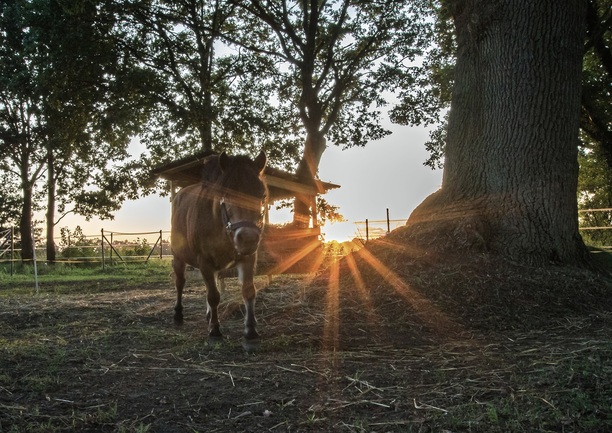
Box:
[242,337,260,353]
[208,329,224,345]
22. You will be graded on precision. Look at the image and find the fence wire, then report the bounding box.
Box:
[0,229,171,266]
[2,208,611,268]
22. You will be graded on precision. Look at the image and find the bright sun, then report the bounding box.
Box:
[321,220,359,243]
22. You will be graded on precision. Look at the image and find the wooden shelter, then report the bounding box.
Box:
[152,151,340,274]
[152,151,339,227]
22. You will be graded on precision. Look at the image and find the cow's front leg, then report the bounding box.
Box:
[237,257,259,343]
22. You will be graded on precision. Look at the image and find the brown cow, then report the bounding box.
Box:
[171,152,267,348]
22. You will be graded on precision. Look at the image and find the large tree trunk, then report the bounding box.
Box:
[407,0,590,266]
[293,132,326,227]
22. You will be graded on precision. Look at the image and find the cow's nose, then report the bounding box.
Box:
[235,228,260,254]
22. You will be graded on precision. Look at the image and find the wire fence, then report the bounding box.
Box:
[578,208,612,249]
[345,208,612,245]
[352,219,406,242]
[0,229,171,274]
[0,227,15,275]
[2,207,610,273]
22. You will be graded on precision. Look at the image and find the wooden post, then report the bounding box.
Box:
[366,219,369,242]
[311,196,318,228]
[170,181,177,203]
[387,208,390,233]
[32,234,39,294]
[10,226,14,276]
[159,230,163,259]
[101,229,105,270]
[170,181,176,254]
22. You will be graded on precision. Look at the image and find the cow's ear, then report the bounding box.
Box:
[219,152,230,172]
[254,151,267,173]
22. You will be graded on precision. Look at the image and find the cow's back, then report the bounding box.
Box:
[171,183,215,267]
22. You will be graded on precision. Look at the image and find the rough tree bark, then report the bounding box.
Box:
[46,150,57,262]
[406,0,590,266]
[293,132,326,227]
[19,184,34,262]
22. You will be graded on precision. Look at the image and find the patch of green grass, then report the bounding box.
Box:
[1,336,70,397]
[117,422,152,433]
[91,403,119,424]
[587,247,612,272]
[20,373,61,394]
[0,259,172,293]
[419,342,612,433]
[6,419,60,433]
[344,417,369,432]
[2,403,122,433]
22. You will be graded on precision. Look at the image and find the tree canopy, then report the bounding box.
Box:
[581,0,612,161]
[2,0,606,267]
[116,0,300,178]
[397,0,612,174]
[0,0,151,260]
[230,0,433,224]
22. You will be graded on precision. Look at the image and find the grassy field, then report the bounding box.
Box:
[0,260,171,287]
[1,243,611,432]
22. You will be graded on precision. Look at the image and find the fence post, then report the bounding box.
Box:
[99,231,125,265]
[386,208,390,234]
[366,218,369,242]
[10,226,14,276]
[159,230,163,259]
[145,230,164,263]
[101,229,105,270]
[32,234,39,294]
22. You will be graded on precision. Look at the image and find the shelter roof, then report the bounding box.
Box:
[152,151,340,201]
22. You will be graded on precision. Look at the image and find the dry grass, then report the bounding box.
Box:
[1,237,611,432]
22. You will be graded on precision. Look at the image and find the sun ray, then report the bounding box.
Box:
[355,247,462,336]
[264,238,322,275]
[299,248,328,287]
[322,259,340,350]
[374,237,429,258]
[344,252,381,328]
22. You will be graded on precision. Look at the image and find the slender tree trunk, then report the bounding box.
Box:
[199,44,214,152]
[46,151,57,262]
[293,132,326,227]
[19,185,34,262]
[198,119,213,152]
[194,3,216,153]
[407,0,590,266]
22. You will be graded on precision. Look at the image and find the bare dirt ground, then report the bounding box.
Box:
[1,231,612,432]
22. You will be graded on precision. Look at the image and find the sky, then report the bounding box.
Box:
[60,121,443,242]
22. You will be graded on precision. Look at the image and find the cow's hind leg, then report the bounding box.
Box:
[201,268,223,340]
[173,259,186,325]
